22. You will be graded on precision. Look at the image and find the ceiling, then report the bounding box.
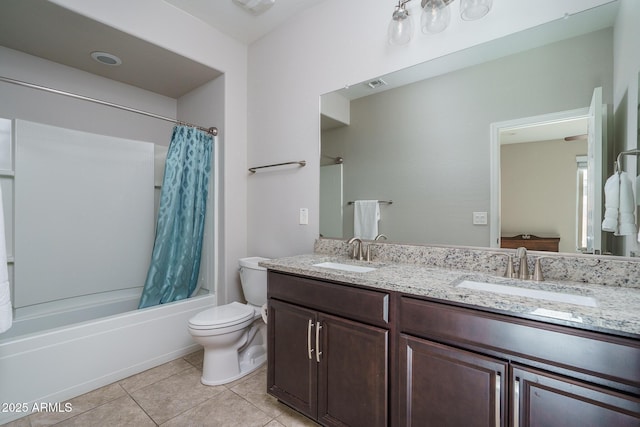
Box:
[500,118,588,145]
[165,0,327,45]
[0,0,325,99]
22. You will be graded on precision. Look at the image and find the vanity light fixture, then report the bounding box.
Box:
[388,0,493,45]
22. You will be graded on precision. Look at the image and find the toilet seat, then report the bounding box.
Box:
[188,302,254,330]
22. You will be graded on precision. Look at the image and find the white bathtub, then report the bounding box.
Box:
[0,291,214,424]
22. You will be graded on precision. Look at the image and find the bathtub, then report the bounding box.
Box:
[0,291,214,425]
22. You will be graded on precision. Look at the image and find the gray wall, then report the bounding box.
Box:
[0,45,223,306]
[322,29,613,247]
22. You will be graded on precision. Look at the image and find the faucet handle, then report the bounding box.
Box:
[533,257,548,282]
[504,255,515,278]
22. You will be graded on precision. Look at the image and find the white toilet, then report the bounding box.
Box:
[188,257,269,386]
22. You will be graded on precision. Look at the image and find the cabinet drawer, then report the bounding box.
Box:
[400,296,640,393]
[268,271,389,327]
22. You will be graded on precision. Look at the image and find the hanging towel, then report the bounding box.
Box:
[602,172,637,236]
[602,173,620,233]
[0,185,12,334]
[354,200,380,240]
[617,171,636,236]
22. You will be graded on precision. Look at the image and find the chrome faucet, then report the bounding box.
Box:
[347,237,364,260]
[516,247,529,280]
[374,234,388,241]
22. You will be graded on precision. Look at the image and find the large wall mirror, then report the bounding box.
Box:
[320,2,629,256]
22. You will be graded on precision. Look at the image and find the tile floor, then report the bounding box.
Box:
[3,350,320,427]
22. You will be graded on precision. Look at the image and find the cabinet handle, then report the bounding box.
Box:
[513,378,520,427]
[495,373,501,427]
[315,321,323,362]
[307,319,314,360]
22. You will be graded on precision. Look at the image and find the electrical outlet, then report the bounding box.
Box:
[473,212,488,225]
[299,208,309,225]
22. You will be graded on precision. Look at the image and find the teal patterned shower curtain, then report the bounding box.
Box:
[139,126,213,309]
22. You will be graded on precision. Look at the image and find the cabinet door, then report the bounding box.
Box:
[512,365,640,427]
[267,299,318,419]
[399,334,507,427]
[317,313,388,427]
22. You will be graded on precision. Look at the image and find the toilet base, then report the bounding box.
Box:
[200,344,267,386]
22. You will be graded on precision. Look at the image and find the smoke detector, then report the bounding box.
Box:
[233,0,276,15]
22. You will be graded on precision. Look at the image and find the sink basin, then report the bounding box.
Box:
[312,262,376,273]
[456,280,598,307]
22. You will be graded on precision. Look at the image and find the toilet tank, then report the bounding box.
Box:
[239,257,269,306]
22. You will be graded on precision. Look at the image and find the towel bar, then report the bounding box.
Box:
[614,149,640,173]
[347,200,393,205]
[248,160,306,173]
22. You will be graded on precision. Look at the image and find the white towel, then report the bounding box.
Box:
[602,173,620,233]
[617,172,636,236]
[0,185,11,334]
[602,172,637,236]
[354,200,380,240]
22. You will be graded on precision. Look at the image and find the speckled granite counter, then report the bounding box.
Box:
[261,253,640,339]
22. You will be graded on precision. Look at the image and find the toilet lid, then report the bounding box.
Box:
[189,302,254,329]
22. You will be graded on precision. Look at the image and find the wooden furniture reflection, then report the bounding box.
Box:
[500,234,560,252]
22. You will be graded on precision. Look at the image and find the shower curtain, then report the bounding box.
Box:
[138,126,213,309]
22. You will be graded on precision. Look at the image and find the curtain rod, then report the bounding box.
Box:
[0,75,218,136]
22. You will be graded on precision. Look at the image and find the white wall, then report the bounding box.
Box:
[50,0,249,303]
[613,0,640,256]
[247,0,615,257]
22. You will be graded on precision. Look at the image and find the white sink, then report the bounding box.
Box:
[456,280,598,307]
[312,262,376,273]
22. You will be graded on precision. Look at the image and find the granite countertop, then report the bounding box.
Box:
[261,253,640,339]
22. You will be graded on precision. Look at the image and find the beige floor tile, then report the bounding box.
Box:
[119,357,194,393]
[264,421,286,427]
[223,363,265,389]
[0,415,31,427]
[183,349,204,370]
[274,404,321,427]
[161,389,273,427]
[131,366,225,424]
[55,395,155,427]
[29,383,126,427]
[229,367,283,418]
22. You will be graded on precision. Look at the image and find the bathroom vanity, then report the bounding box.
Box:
[263,248,640,427]
[267,271,389,426]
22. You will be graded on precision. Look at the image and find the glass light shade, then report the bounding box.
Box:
[388,13,413,45]
[421,0,451,34]
[460,0,493,20]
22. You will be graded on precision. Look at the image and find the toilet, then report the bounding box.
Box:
[188,257,269,386]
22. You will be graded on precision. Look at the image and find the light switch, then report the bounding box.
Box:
[473,211,488,225]
[299,208,309,225]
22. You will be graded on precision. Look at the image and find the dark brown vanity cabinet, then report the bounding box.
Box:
[399,296,640,427]
[399,335,507,426]
[267,271,389,427]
